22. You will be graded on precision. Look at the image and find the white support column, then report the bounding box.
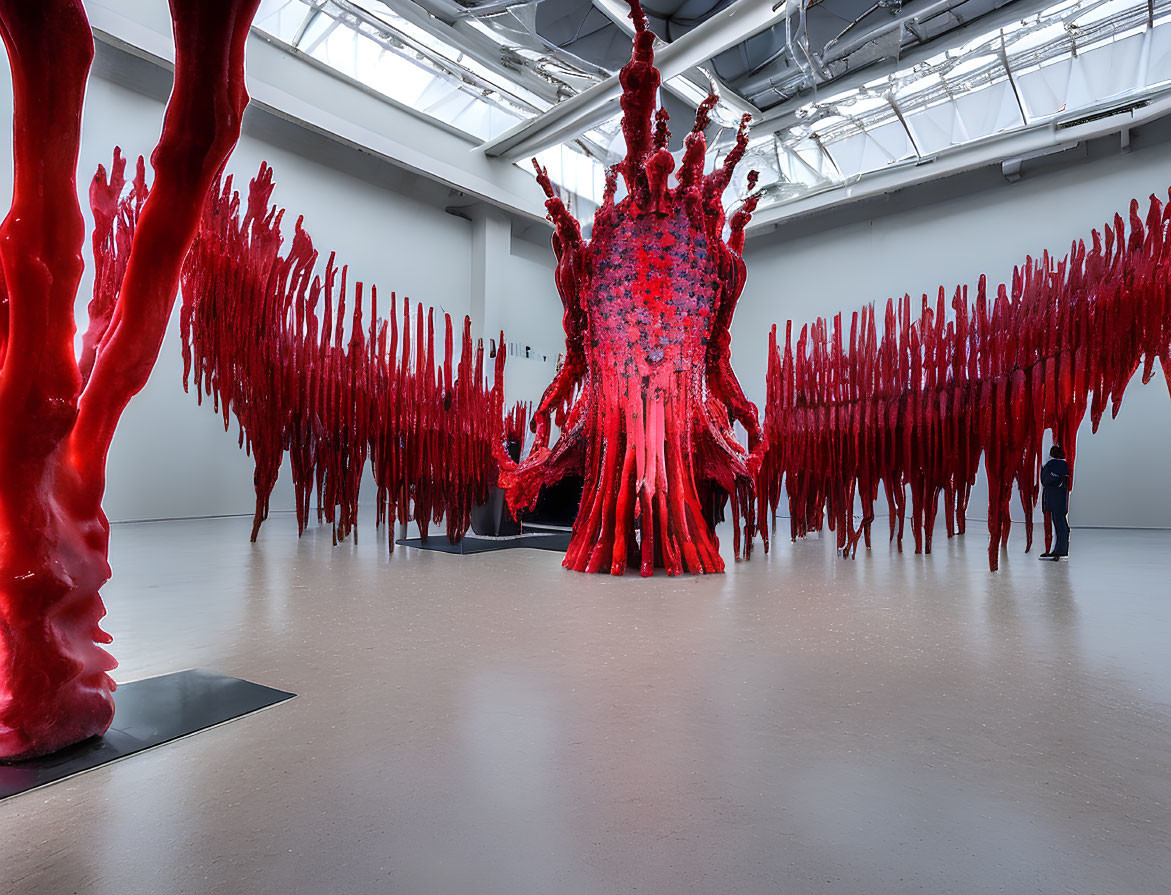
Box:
[467,205,512,350]
[467,204,564,409]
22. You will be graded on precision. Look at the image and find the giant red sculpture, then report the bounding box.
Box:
[758,193,1171,570]
[497,0,764,576]
[180,164,507,549]
[0,0,262,761]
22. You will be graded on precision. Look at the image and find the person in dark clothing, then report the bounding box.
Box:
[1040,445,1071,560]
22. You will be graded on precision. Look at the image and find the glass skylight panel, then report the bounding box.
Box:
[899,72,943,97]
[257,0,1171,219]
[297,12,336,52]
[904,99,971,156]
[252,0,631,205]
[525,144,608,213]
[839,93,890,116]
[948,53,997,80]
[1084,0,1139,20]
[578,113,625,167]
[1148,21,1171,80]
[745,0,1171,214]
[254,0,312,43]
[462,5,612,90]
[1009,21,1069,56]
[780,141,835,188]
[950,79,1024,136]
[253,0,544,141]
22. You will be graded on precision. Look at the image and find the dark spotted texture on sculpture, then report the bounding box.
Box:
[497,0,764,576]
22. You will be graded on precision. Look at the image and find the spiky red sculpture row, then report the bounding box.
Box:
[179,165,507,548]
[0,0,262,761]
[497,0,764,576]
[758,193,1171,570]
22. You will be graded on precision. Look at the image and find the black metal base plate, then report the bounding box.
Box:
[397,532,572,555]
[0,669,295,800]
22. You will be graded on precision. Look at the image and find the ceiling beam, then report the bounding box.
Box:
[591,0,760,121]
[479,0,798,161]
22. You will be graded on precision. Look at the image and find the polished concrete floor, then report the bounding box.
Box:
[2,514,1169,895]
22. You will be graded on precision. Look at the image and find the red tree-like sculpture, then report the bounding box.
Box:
[180,164,508,548]
[0,0,261,762]
[497,0,764,576]
[758,193,1171,570]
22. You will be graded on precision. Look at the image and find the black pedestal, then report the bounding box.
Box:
[0,669,295,800]
[397,531,572,554]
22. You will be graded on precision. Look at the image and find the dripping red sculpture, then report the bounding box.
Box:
[180,164,507,549]
[497,0,765,576]
[0,0,263,761]
[758,194,1171,570]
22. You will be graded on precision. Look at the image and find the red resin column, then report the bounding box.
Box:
[0,0,261,762]
[497,0,764,576]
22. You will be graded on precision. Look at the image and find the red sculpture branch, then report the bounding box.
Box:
[179,164,507,549]
[758,194,1171,570]
[496,0,764,576]
[503,401,531,458]
[0,0,262,762]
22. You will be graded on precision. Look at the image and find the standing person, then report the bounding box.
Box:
[1040,445,1071,560]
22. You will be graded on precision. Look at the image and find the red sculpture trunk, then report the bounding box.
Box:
[0,0,261,762]
[498,0,764,576]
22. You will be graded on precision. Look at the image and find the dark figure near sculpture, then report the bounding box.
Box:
[1040,445,1071,561]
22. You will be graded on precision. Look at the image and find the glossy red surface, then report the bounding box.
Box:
[496,0,763,576]
[0,0,261,761]
[180,164,507,547]
[758,195,1171,570]
[503,401,530,455]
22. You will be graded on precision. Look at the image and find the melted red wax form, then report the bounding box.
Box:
[179,164,507,548]
[503,401,531,454]
[0,0,261,761]
[497,0,764,577]
[758,193,1171,571]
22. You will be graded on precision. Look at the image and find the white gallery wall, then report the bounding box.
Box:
[735,132,1171,530]
[467,208,566,416]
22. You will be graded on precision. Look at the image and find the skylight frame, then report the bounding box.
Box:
[734,0,1171,215]
[254,0,1171,221]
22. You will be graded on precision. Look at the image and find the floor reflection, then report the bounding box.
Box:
[0,513,1167,895]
